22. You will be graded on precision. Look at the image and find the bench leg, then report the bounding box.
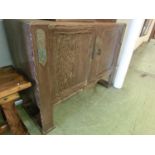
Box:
[1,101,27,135]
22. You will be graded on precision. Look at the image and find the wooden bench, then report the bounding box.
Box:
[0,66,32,135]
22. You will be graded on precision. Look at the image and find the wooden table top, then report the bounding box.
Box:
[0,66,32,99]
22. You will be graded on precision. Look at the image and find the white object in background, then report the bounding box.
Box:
[15,99,23,106]
[113,19,145,89]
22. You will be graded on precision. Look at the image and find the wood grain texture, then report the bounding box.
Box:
[0,66,32,98]
[1,101,27,135]
[0,93,20,105]
[0,66,32,134]
[51,27,94,97]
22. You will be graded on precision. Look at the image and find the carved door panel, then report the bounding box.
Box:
[88,24,124,82]
[31,23,95,103]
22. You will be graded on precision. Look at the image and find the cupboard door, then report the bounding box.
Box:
[88,24,125,82]
[49,25,95,100]
[32,23,95,102]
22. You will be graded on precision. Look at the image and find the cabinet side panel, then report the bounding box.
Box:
[4,20,42,126]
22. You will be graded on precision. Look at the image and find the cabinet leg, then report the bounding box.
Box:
[1,101,27,135]
[98,79,111,88]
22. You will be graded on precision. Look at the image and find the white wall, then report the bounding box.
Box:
[134,20,155,49]
[117,19,155,50]
[114,19,145,88]
[0,19,12,67]
[114,19,155,88]
[116,19,131,63]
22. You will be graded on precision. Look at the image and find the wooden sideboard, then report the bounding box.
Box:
[4,20,125,133]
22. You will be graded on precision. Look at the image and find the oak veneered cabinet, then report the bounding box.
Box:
[4,20,125,133]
